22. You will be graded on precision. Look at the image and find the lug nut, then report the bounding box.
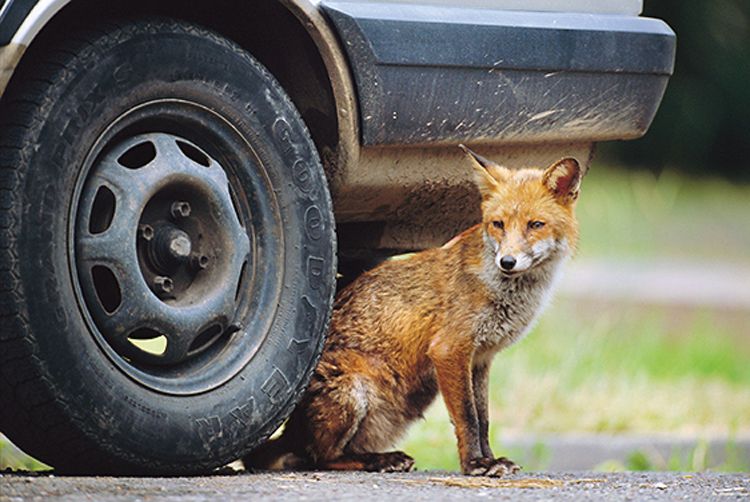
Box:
[139,224,154,241]
[192,254,210,270]
[170,201,191,219]
[154,276,174,295]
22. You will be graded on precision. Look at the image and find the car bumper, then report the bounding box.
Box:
[322,1,676,147]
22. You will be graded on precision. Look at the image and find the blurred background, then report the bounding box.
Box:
[2,0,749,472]
[605,0,750,182]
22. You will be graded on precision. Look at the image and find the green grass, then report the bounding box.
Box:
[0,438,50,472]
[593,437,750,473]
[576,165,750,262]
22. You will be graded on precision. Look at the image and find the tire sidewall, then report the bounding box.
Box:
[16,21,335,472]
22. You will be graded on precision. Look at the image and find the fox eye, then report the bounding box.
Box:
[492,220,504,230]
[528,220,545,230]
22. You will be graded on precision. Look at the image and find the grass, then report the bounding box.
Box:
[2,165,750,472]
[605,439,750,472]
[0,439,49,472]
[575,165,750,263]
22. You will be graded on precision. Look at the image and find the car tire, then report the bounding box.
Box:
[0,18,336,474]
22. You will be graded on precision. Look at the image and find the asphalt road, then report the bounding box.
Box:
[2,470,749,501]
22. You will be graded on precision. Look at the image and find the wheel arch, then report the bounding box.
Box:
[0,0,359,184]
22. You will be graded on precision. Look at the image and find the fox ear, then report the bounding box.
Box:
[542,158,582,204]
[459,144,508,197]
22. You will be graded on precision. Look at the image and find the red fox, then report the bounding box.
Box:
[244,145,583,476]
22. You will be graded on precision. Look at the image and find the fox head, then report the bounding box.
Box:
[460,145,583,276]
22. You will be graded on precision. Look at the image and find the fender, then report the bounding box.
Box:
[0,0,70,94]
[0,0,360,174]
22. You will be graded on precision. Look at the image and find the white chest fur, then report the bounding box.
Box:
[473,253,566,350]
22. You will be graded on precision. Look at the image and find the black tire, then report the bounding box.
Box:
[0,19,336,474]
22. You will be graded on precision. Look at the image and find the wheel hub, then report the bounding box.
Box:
[144,224,192,272]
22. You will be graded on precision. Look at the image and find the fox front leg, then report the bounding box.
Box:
[472,361,493,458]
[470,359,522,477]
[428,337,484,474]
[469,362,521,476]
[429,336,520,477]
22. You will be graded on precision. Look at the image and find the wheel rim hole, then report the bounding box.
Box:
[128,328,167,356]
[235,260,248,302]
[176,140,210,167]
[118,141,156,169]
[89,186,116,234]
[189,324,223,354]
[228,185,244,227]
[91,265,122,314]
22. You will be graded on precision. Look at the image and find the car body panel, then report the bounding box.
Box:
[0,0,61,46]
[322,1,675,146]
[313,0,643,16]
[0,0,676,151]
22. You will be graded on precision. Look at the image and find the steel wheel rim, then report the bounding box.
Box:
[69,99,284,395]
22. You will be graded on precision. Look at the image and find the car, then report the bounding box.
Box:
[0,0,675,474]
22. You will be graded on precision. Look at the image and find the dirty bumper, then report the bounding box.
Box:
[322,2,676,147]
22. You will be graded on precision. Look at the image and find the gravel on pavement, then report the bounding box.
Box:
[2,470,749,501]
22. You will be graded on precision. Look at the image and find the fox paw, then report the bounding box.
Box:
[370,451,415,473]
[465,456,521,477]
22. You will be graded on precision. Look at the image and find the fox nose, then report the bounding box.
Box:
[500,255,516,271]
